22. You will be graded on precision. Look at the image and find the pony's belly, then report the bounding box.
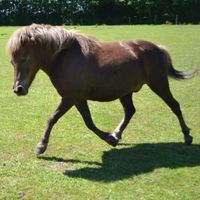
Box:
[88,94,122,102]
[87,83,142,102]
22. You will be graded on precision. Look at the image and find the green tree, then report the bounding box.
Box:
[0,0,200,25]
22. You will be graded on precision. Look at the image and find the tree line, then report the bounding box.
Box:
[0,0,200,25]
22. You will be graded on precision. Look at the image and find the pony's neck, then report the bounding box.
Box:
[38,48,57,76]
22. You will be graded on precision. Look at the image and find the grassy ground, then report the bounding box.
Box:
[0,25,200,200]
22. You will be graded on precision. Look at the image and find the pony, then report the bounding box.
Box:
[7,24,196,155]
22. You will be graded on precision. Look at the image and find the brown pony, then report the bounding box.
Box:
[7,24,196,155]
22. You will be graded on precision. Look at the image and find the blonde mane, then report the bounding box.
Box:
[7,24,100,56]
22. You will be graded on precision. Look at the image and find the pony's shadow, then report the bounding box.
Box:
[40,142,200,182]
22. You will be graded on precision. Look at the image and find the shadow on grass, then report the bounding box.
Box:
[39,156,102,166]
[39,142,200,182]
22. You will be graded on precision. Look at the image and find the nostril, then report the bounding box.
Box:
[14,85,25,94]
[17,86,24,93]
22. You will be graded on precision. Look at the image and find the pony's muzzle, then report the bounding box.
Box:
[13,85,27,96]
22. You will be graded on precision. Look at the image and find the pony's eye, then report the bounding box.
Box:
[20,59,27,63]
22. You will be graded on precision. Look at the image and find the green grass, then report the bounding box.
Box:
[0,25,200,200]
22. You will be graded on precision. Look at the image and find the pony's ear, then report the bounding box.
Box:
[19,32,35,46]
[27,33,32,40]
[22,31,36,46]
[28,33,35,43]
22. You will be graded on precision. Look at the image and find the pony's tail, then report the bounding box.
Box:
[168,64,197,80]
[158,45,197,80]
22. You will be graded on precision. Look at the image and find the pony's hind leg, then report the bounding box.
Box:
[76,101,119,147]
[112,94,136,140]
[148,80,193,145]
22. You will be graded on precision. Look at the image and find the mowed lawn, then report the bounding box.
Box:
[0,25,200,200]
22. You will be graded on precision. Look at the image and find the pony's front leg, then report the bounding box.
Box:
[35,98,73,155]
[76,101,119,147]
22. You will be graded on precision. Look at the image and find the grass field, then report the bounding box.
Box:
[0,25,200,200]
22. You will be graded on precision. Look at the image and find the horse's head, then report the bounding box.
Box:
[7,26,42,96]
[10,46,40,96]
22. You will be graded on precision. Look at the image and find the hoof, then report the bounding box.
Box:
[112,132,122,140]
[184,135,193,145]
[106,135,119,147]
[34,142,47,156]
